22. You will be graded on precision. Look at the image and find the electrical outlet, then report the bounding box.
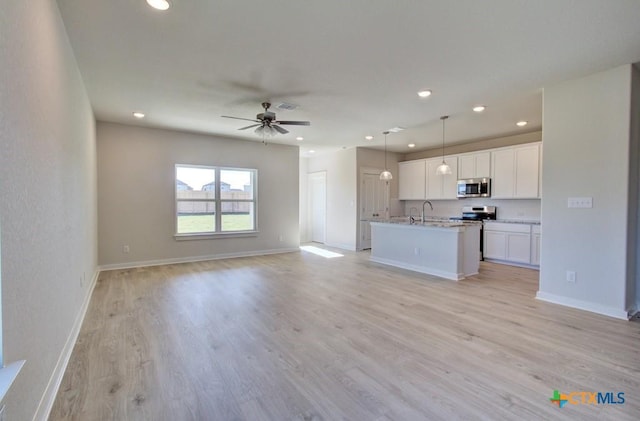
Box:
[566,271,576,283]
[414,247,420,256]
[568,197,593,208]
[278,234,283,242]
[123,245,130,254]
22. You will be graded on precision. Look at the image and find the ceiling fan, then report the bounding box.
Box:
[222,102,310,137]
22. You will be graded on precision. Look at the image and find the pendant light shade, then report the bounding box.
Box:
[436,115,451,175]
[380,131,393,181]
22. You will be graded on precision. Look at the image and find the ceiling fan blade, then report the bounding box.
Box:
[276,120,311,126]
[273,125,289,134]
[238,124,261,130]
[221,115,260,123]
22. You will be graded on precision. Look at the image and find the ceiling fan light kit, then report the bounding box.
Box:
[222,102,310,139]
[436,115,452,175]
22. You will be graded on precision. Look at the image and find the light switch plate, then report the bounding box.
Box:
[568,197,593,208]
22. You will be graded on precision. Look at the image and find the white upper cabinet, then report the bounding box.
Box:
[425,156,458,199]
[398,141,541,201]
[458,151,491,179]
[491,143,540,199]
[398,159,426,200]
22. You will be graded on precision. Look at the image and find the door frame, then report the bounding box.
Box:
[358,167,388,250]
[307,171,327,244]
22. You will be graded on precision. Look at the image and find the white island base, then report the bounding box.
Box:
[369,222,480,280]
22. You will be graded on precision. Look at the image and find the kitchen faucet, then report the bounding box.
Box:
[421,200,433,222]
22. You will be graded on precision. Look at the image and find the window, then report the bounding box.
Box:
[175,165,257,236]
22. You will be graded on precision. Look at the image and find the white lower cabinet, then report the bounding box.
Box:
[531,225,541,266]
[484,222,540,267]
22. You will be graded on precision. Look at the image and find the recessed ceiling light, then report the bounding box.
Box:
[365,135,374,140]
[296,136,304,141]
[133,112,145,119]
[516,120,528,127]
[417,90,432,98]
[473,105,486,112]
[388,127,405,133]
[309,150,315,154]
[408,143,416,148]
[146,0,170,11]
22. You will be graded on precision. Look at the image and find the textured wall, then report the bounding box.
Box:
[0,1,98,419]
[97,122,300,266]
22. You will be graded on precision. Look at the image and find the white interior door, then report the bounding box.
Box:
[308,172,326,243]
[360,172,389,249]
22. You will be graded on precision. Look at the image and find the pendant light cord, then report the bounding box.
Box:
[384,131,389,170]
[441,115,448,162]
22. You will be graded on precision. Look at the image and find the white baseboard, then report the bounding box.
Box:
[535,291,629,320]
[33,269,100,421]
[369,256,463,281]
[99,247,300,271]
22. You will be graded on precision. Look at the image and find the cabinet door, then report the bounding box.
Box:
[531,233,541,266]
[475,152,491,178]
[506,233,531,263]
[484,231,507,260]
[398,160,426,200]
[514,144,539,198]
[442,156,458,199]
[425,158,444,199]
[458,152,490,179]
[491,148,515,198]
[458,154,476,179]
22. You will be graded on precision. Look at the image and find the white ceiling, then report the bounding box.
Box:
[56,0,640,156]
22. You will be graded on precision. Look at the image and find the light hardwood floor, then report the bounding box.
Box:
[50,248,640,420]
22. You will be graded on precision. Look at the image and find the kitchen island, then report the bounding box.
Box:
[370,221,480,280]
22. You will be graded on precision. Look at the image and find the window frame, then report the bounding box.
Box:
[174,164,258,240]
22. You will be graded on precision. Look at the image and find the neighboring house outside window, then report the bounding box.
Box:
[175,165,257,236]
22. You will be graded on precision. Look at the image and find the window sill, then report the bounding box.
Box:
[0,360,25,402]
[174,231,259,241]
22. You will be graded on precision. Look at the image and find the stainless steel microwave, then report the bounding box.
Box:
[457,178,491,198]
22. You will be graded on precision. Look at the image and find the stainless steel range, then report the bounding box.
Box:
[451,206,497,260]
[459,206,496,222]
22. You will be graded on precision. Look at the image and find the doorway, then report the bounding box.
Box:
[308,171,326,244]
[359,169,389,250]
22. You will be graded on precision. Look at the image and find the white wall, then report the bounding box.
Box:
[306,149,358,250]
[0,1,98,419]
[538,64,635,319]
[97,122,300,267]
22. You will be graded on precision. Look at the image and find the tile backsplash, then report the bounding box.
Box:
[401,198,541,222]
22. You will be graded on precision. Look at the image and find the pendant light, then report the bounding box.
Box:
[435,115,452,175]
[380,131,393,181]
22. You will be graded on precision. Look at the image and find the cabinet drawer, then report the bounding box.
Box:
[483,222,531,233]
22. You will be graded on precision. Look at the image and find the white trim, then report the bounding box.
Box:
[33,269,100,421]
[0,360,25,403]
[535,291,629,320]
[483,258,540,270]
[99,248,300,271]
[369,256,464,281]
[174,230,259,241]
